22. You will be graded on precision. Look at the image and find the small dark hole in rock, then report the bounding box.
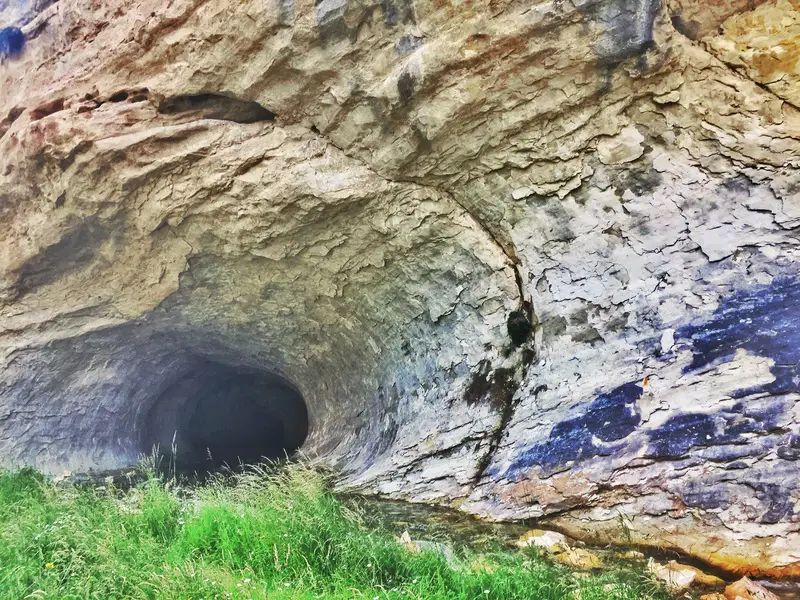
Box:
[30,99,65,121]
[158,93,275,124]
[109,91,129,103]
[507,310,532,346]
[8,106,24,122]
[0,106,25,138]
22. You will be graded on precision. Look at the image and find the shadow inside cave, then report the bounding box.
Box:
[141,359,308,474]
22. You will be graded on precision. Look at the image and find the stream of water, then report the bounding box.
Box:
[340,494,800,600]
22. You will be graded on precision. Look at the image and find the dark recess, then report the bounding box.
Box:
[158,93,275,124]
[0,106,25,139]
[109,91,129,103]
[507,310,533,346]
[397,72,416,104]
[464,360,517,411]
[670,15,701,40]
[143,360,308,473]
[30,98,65,121]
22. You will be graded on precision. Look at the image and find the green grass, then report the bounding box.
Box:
[0,465,669,600]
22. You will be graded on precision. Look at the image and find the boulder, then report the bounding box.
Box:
[398,531,458,568]
[648,559,724,592]
[724,578,780,600]
[556,547,603,571]
[517,529,601,570]
[516,529,568,551]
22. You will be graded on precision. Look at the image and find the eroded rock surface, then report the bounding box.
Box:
[2,0,800,578]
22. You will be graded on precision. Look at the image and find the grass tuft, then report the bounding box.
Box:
[0,464,670,599]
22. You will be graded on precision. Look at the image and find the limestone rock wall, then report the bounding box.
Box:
[2,0,800,577]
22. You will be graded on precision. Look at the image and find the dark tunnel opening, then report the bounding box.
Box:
[141,359,308,473]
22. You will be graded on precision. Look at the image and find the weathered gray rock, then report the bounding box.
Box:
[1,0,800,578]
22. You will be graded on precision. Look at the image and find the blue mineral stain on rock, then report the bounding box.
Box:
[503,381,642,478]
[680,479,732,510]
[677,277,800,397]
[752,481,793,523]
[500,279,800,484]
[646,413,716,458]
[724,460,750,470]
[719,398,787,439]
[0,26,25,57]
[696,437,771,462]
[777,433,800,461]
[642,279,800,461]
[676,461,798,523]
[645,397,789,459]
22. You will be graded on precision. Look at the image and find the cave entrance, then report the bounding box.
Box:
[142,359,308,473]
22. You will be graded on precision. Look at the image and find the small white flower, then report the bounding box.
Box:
[484,591,490,595]
[237,584,242,588]
[284,582,291,587]
[367,563,372,568]
[412,579,417,584]
[243,578,251,583]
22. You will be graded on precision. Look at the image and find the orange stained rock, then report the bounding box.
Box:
[724,577,780,600]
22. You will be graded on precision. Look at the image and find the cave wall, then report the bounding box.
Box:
[2,0,800,577]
